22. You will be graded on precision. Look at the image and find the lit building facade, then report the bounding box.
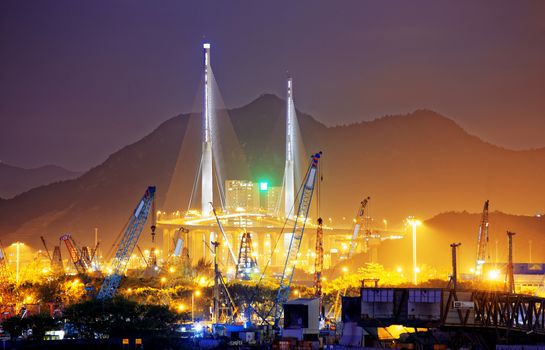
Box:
[225,180,260,213]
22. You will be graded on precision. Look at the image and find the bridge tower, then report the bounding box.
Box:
[284,76,295,218]
[201,43,213,217]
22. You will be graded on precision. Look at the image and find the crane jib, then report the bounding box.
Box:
[270,151,321,328]
[135,200,145,218]
[306,167,317,188]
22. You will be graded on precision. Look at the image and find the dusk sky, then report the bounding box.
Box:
[1,1,544,171]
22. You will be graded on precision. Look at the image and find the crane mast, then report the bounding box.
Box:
[348,197,370,259]
[272,152,321,328]
[97,186,156,299]
[475,200,490,278]
[314,218,324,300]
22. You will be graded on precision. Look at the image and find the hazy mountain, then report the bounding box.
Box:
[0,94,544,270]
[378,210,545,272]
[0,163,81,199]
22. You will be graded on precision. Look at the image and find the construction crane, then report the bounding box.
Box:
[314,217,324,319]
[97,186,156,299]
[0,241,11,285]
[40,236,53,263]
[211,203,238,266]
[205,239,239,323]
[51,246,64,273]
[41,236,65,273]
[236,231,258,280]
[347,197,370,259]
[475,200,490,279]
[172,226,190,258]
[270,151,321,329]
[60,233,89,274]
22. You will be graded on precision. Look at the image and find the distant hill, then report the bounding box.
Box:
[379,210,545,271]
[0,94,544,256]
[0,163,81,198]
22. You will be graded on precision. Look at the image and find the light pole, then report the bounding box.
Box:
[192,290,201,322]
[13,242,24,284]
[407,218,421,285]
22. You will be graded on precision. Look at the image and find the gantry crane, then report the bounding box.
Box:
[270,152,321,328]
[347,197,370,259]
[475,200,490,279]
[97,186,156,299]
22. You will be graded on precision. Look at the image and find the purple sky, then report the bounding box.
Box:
[1,1,544,171]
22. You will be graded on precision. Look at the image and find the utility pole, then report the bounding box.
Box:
[212,240,220,324]
[506,231,516,294]
[450,243,461,290]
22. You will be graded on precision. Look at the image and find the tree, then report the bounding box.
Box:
[63,297,180,339]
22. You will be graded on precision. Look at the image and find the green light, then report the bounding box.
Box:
[259,182,268,191]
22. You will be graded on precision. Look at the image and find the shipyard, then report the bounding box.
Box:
[1,2,545,349]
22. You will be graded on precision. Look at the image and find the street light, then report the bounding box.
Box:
[407,217,421,285]
[12,242,24,284]
[192,290,201,322]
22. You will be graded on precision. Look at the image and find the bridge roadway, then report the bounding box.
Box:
[158,213,403,270]
[347,287,545,335]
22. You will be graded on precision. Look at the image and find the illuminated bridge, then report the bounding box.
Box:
[156,42,403,274]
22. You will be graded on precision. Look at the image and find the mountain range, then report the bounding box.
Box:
[0,94,544,270]
[0,163,81,199]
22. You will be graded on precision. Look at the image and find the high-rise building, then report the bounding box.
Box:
[265,186,282,215]
[225,180,260,213]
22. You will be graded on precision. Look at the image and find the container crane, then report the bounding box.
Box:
[97,186,156,299]
[270,152,321,329]
[348,197,370,259]
[475,200,490,279]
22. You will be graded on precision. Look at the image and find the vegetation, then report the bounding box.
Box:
[63,297,180,339]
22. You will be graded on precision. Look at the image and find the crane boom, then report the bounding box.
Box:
[211,204,238,266]
[97,186,156,299]
[40,236,53,263]
[60,233,88,274]
[348,197,370,259]
[272,152,321,328]
[475,200,490,278]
